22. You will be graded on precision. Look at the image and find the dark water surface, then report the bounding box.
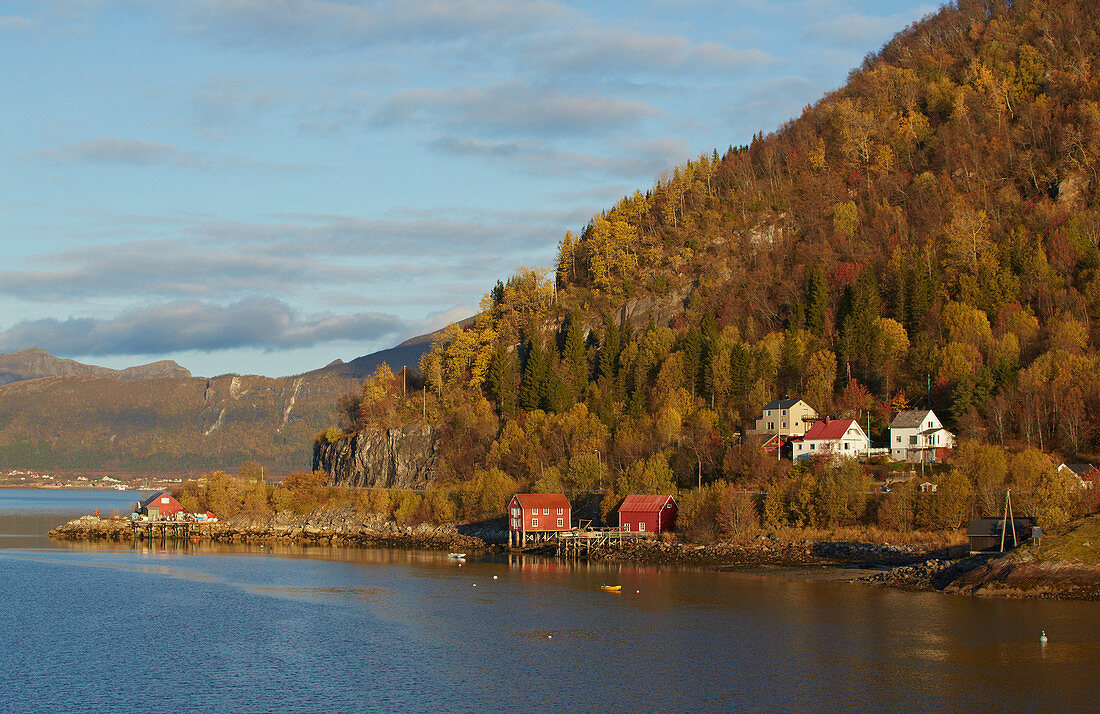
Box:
[1,489,1098,713]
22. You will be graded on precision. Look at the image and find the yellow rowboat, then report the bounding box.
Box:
[600,585,622,592]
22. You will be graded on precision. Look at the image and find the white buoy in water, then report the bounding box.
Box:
[547,635,552,639]
[472,583,477,587]
[1040,631,1048,643]
[493,575,498,580]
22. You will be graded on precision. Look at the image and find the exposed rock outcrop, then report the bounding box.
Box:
[313,423,439,489]
[943,554,1100,600]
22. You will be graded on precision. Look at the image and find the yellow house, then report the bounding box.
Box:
[754,398,818,438]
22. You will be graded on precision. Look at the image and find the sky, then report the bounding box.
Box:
[0,0,937,378]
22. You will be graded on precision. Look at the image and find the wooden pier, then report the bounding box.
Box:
[557,527,642,557]
[130,519,203,540]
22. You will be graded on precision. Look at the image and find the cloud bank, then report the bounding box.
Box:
[0,297,406,355]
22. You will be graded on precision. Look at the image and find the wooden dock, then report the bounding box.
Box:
[557,527,643,557]
[130,519,206,540]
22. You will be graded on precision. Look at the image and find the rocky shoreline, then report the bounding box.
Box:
[48,511,1100,600]
[48,508,494,553]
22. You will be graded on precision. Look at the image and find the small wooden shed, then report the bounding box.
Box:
[618,494,677,535]
[966,517,1034,554]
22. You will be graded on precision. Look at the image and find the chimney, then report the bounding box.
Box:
[825,416,831,424]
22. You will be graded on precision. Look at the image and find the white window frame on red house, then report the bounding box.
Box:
[623,523,630,532]
[556,518,564,528]
[531,518,538,528]
[639,522,646,532]
[543,508,549,515]
[557,508,563,515]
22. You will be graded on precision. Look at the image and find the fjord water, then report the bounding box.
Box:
[2,489,1099,713]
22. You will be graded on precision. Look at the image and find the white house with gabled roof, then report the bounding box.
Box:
[889,410,954,463]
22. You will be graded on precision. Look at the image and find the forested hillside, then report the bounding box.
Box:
[327,0,1100,533]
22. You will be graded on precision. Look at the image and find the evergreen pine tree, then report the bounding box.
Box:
[597,314,620,382]
[805,266,829,337]
[486,343,518,417]
[519,337,546,412]
[561,310,587,397]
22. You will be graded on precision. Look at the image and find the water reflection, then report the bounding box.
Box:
[4,491,1100,711]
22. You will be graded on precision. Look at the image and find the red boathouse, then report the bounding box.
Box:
[508,493,571,547]
[138,491,185,519]
[618,494,677,535]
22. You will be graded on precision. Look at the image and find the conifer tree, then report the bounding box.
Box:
[561,310,587,397]
[805,267,829,337]
[519,337,546,412]
[597,314,620,382]
[486,343,518,417]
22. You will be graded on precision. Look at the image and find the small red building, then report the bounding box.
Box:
[508,493,571,547]
[618,494,677,535]
[138,491,185,519]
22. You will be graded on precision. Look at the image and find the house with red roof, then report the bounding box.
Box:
[508,493,571,547]
[138,491,185,519]
[791,417,870,461]
[618,494,677,535]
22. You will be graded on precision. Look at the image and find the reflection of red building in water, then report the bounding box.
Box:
[618,495,677,535]
[508,493,571,547]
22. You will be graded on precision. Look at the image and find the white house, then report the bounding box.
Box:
[792,418,870,460]
[889,410,955,462]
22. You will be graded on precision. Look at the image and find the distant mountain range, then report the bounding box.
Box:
[0,348,190,386]
[0,328,451,474]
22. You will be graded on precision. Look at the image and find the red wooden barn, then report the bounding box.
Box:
[618,494,677,534]
[508,493,571,547]
[138,491,185,519]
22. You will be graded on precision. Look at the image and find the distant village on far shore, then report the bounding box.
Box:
[0,468,181,491]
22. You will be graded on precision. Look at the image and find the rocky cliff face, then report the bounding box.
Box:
[312,423,439,489]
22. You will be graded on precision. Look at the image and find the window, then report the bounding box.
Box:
[782,422,787,429]
[811,444,816,450]
[557,508,563,515]
[161,497,169,504]
[844,443,850,450]
[623,523,630,532]
[556,518,564,528]
[768,422,774,430]
[896,436,901,443]
[766,410,772,416]
[781,409,787,416]
[532,507,538,515]
[543,508,549,515]
[531,518,538,528]
[639,522,646,532]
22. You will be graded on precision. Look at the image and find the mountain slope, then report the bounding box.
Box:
[0,332,446,473]
[355,0,1100,520]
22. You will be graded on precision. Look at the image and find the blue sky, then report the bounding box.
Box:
[0,0,936,377]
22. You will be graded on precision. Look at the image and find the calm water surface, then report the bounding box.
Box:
[1,488,1098,713]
